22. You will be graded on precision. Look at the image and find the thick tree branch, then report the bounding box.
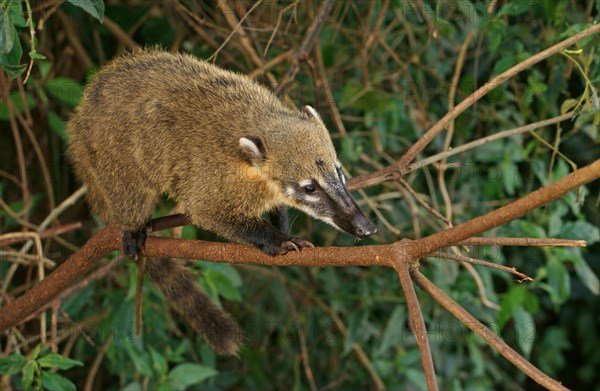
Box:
[414,159,600,257]
[394,261,438,390]
[1,162,598,387]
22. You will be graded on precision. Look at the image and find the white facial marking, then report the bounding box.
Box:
[294,205,344,233]
[303,105,322,121]
[303,195,319,203]
[299,179,313,188]
[239,137,261,157]
[284,186,296,197]
[319,216,344,231]
[335,161,346,185]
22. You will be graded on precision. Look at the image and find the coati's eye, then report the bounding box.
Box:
[303,184,316,193]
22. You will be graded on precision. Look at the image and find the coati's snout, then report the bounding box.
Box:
[285,160,377,239]
[325,184,377,239]
[341,208,378,238]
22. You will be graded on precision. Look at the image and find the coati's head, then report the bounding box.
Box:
[239,106,377,239]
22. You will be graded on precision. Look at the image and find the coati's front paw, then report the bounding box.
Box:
[277,237,314,255]
[123,223,152,260]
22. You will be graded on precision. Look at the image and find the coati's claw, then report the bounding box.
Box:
[278,237,314,255]
[123,222,152,260]
[291,237,314,249]
[280,240,299,254]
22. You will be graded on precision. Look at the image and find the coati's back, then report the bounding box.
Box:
[68,50,312,230]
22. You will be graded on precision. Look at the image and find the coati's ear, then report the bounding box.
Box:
[302,105,323,122]
[239,136,266,164]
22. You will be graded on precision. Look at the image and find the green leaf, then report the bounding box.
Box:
[124,343,153,377]
[486,19,507,51]
[492,56,516,75]
[340,136,363,164]
[45,77,83,107]
[38,353,83,370]
[48,111,68,141]
[547,257,570,306]
[498,285,526,329]
[199,262,242,286]
[149,346,168,376]
[513,306,535,358]
[501,158,521,196]
[498,1,532,16]
[123,382,143,391]
[517,220,546,238]
[571,255,600,295]
[0,10,15,54]
[181,225,197,240]
[31,344,41,360]
[405,367,427,389]
[22,361,36,390]
[66,0,105,22]
[41,371,77,391]
[0,92,37,120]
[166,363,218,390]
[156,380,177,391]
[0,353,27,375]
[0,22,26,79]
[376,305,405,356]
[560,221,600,245]
[560,98,578,114]
[7,0,28,27]
[29,50,47,60]
[522,82,547,106]
[205,269,242,302]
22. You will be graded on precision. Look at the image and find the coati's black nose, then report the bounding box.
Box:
[353,216,377,238]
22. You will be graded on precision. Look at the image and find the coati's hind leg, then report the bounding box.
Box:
[123,220,152,260]
[109,187,158,260]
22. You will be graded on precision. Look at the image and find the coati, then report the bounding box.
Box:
[67,49,377,355]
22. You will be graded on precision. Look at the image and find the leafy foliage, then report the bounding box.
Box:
[1,0,599,389]
[0,346,83,391]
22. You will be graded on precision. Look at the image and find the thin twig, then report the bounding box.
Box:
[103,16,141,51]
[461,262,501,310]
[4,83,31,219]
[408,112,577,174]
[428,251,533,282]
[84,334,113,391]
[439,30,476,223]
[275,0,336,95]
[457,237,587,247]
[0,250,55,268]
[20,186,87,254]
[0,222,82,247]
[209,0,264,62]
[214,0,278,87]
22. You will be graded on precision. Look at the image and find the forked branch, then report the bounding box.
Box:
[1,159,598,391]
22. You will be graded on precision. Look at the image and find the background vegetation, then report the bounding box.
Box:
[1,0,599,390]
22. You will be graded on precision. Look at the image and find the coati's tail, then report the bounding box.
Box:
[145,257,242,355]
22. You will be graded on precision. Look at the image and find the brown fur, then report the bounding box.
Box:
[67,49,337,236]
[67,49,342,355]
